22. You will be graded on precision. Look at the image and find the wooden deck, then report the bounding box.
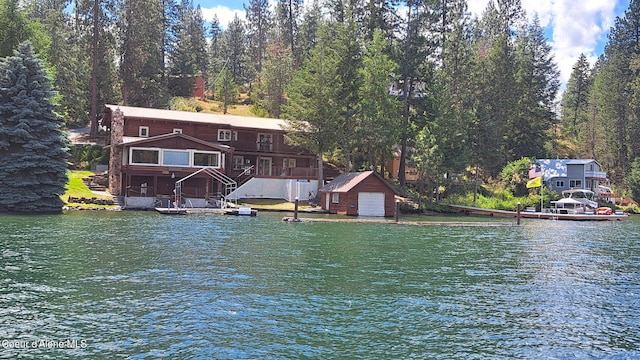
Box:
[448,205,628,221]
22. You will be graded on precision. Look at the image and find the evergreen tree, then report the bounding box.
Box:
[245,0,271,77]
[0,42,68,213]
[561,54,591,138]
[274,0,303,65]
[120,0,169,107]
[355,30,401,172]
[0,0,51,60]
[207,14,224,93]
[509,16,559,161]
[395,0,438,186]
[215,67,239,114]
[255,41,293,118]
[283,23,344,183]
[220,14,248,86]
[168,0,208,96]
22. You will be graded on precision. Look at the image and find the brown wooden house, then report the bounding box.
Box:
[102,105,319,208]
[318,171,400,217]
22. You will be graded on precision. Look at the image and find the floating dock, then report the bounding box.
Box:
[155,207,257,216]
[448,205,628,221]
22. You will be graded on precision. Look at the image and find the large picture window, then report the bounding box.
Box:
[163,150,190,166]
[129,147,221,168]
[194,152,220,167]
[130,148,159,165]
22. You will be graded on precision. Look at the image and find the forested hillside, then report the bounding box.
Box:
[2,0,640,197]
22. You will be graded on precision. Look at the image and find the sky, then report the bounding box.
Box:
[194,0,632,90]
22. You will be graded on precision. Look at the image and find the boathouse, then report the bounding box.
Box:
[318,171,400,217]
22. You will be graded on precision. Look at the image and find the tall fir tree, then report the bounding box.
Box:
[560,54,592,139]
[0,42,68,212]
[244,0,271,79]
[120,0,168,107]
[509,16,559,161]
[283,23,345,183]
[355,29,401,173]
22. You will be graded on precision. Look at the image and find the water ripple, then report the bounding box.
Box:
[1,212,639,358]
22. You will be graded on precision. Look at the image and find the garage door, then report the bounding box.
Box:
[358,192,385,217]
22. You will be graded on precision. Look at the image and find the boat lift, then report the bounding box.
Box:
[174,168,237,208]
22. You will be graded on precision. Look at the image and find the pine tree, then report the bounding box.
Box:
[355,30,401,172]
[120,0,168,107]
[283,23,344,183]
[245,0,271,77]
[561,54,592,138]
[0,42,68,213]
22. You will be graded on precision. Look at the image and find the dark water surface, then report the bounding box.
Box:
[1,211,639,359]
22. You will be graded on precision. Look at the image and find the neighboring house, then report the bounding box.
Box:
[536,159,608,195]
[385,145,419,184]
[318,171,400,217]
[103,105,319,208]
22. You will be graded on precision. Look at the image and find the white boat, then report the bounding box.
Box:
[550,189,598,214]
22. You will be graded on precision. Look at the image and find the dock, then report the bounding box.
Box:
[448,205,628,221]
[155,207,257,216]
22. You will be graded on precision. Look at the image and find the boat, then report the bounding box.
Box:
[155,207,188,215]
[549,189,598,214]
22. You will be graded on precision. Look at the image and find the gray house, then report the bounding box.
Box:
[536,159,607,194]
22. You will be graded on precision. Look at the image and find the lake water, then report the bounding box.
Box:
[1,211,639,359]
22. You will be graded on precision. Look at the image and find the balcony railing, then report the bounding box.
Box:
[585,170,606,179]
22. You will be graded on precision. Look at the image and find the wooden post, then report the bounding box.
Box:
[294,197,299,220]
[516,202,521,225]
[395,199,400,223]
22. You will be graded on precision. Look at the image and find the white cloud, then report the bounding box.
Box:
[200,5,244,29]
[549,0,618,86]
[467,0,623,90]
[200,1,278,29]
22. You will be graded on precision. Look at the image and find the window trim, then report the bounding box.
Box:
[162,149,190,167]
[332,193,340,203]
[139,126,149,138]
[218,129,232,141]
[130,147,160,165]
[128,147,221,169]
[233,156,244,170]
[173,128,182,134]
[257,133,273,151]
[192,150,221,168]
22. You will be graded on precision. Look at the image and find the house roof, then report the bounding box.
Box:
[113,132,232,152]
[536,159,600,180]
[318,171,400,194]
[103,104,291,132]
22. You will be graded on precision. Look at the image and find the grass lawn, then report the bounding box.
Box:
[63,171,117,209]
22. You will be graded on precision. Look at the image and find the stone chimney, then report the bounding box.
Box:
[108,108,124,196]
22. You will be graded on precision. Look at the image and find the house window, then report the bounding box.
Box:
[232,131,238,141]
[569,180,582,188]
[332,193,340,203]
[556,180,565,188]
[193,151,220,167]
[173,128,182,134]
[162,150,190,166]
[139,126,149,137]
[130,148,159,165]
[284,158,296,168]
[218,129,232,141]
[257,133,273,151]
[233,156,244,170]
